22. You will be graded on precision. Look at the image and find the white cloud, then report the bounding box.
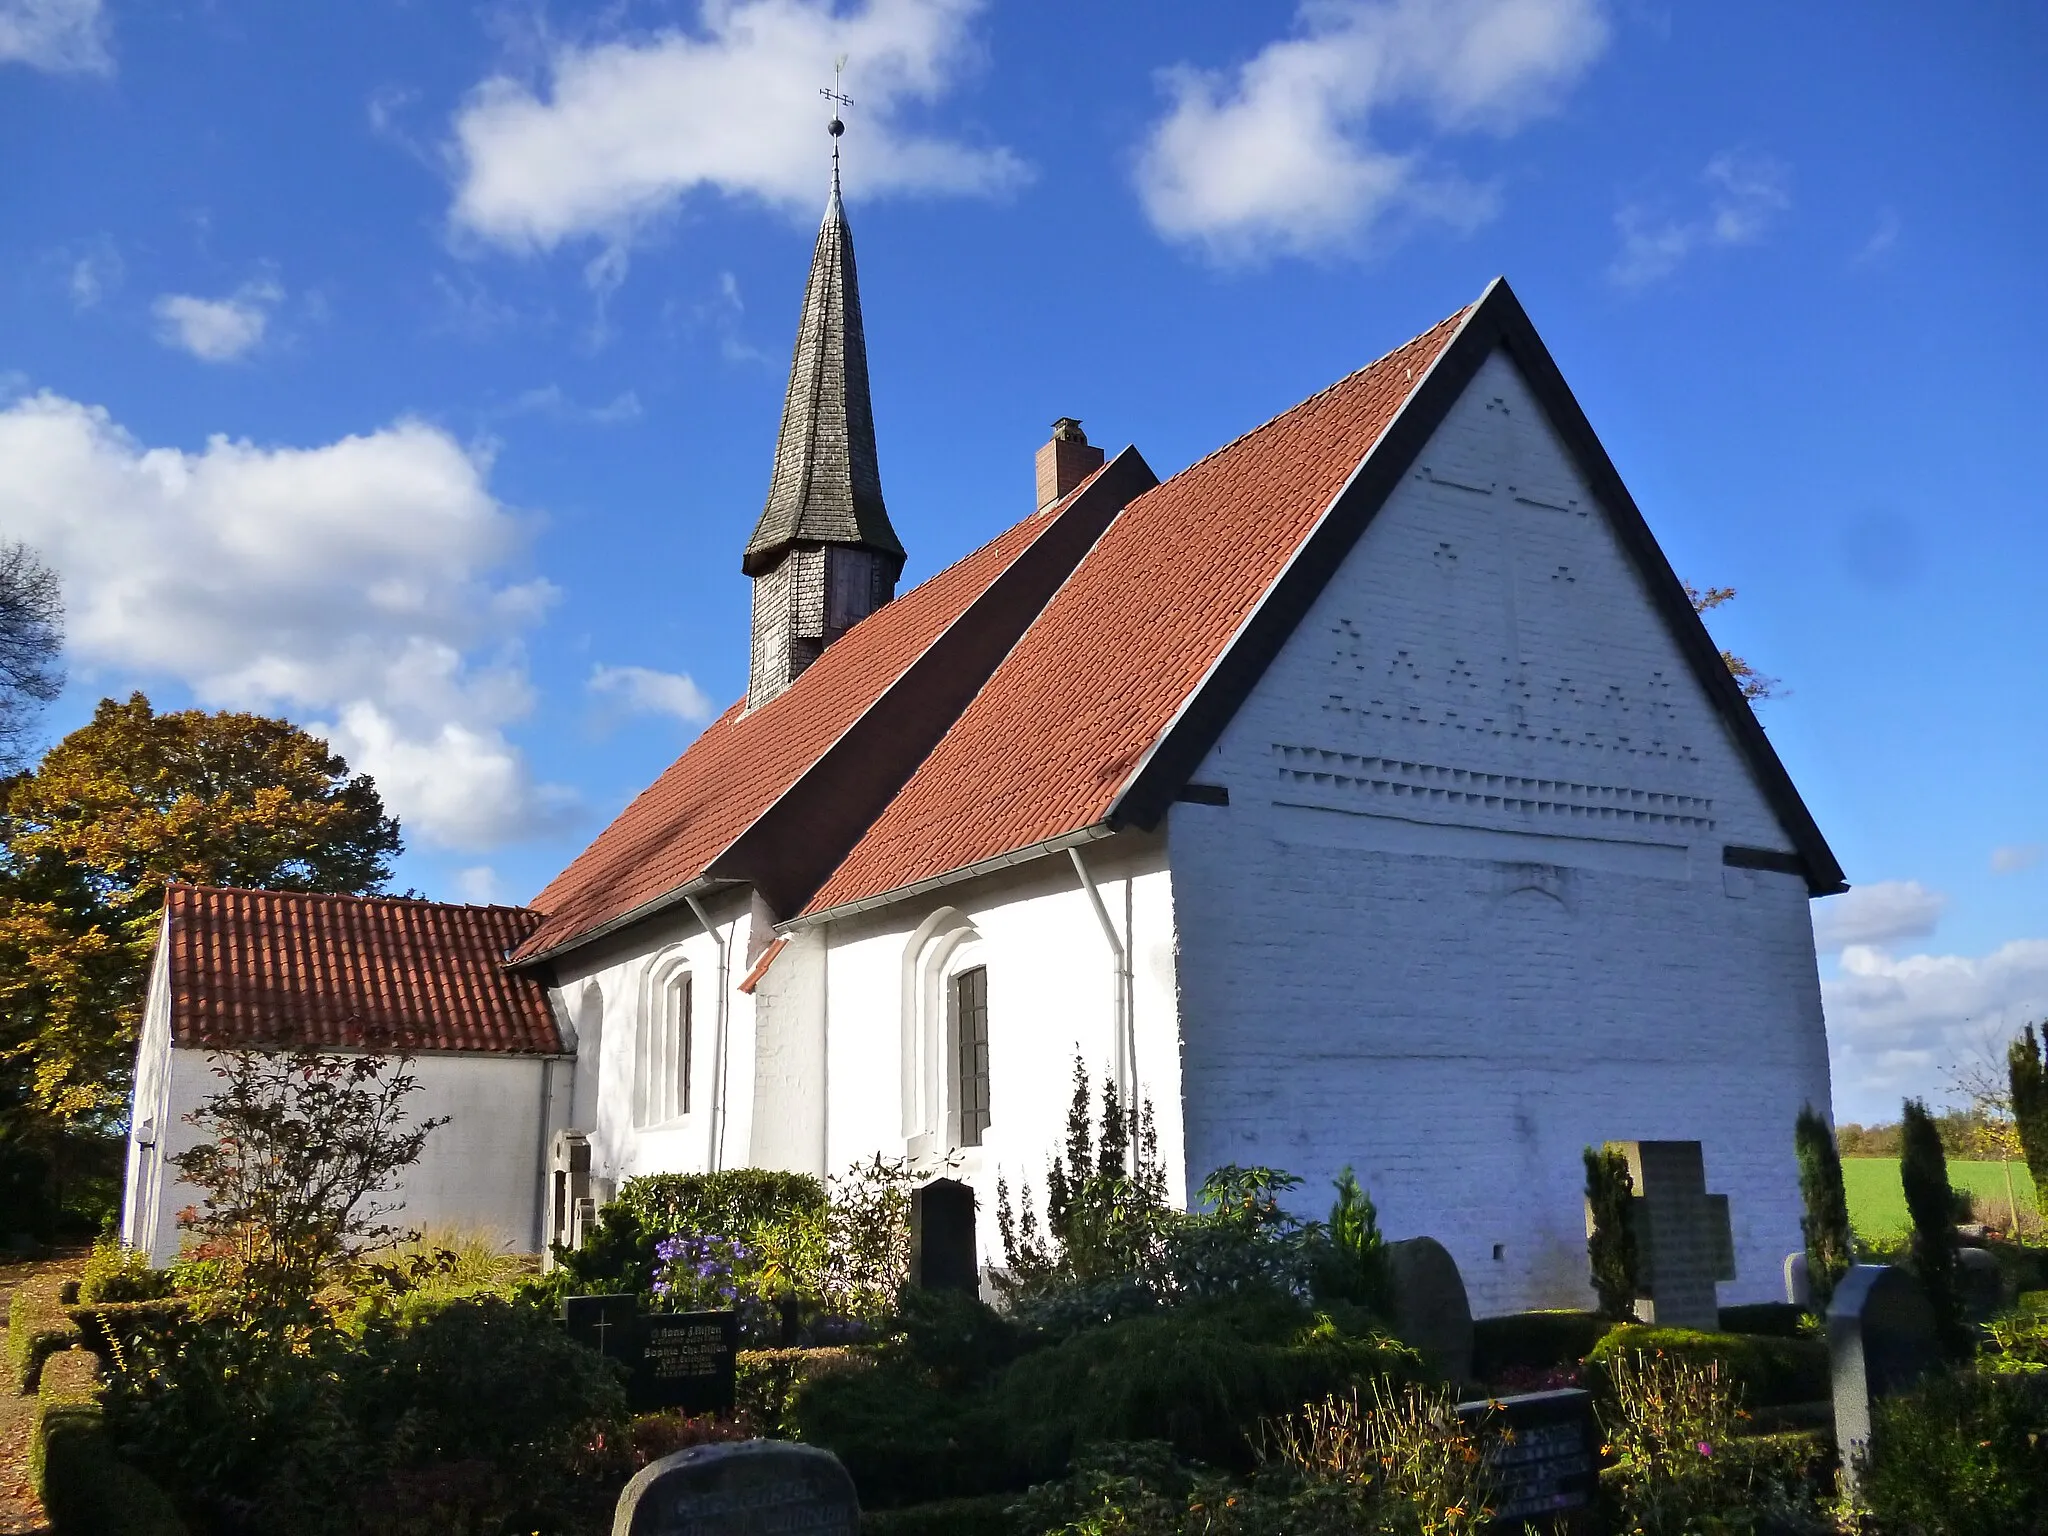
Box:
[1825,939,2048,1122]
[0,0,109,75]
[590,663,714,724]
[1853,207,1900,267]
[66,238,121,309]
[1812,879,1947,954]
[1608,150,1790,287]
[152,280,283,362]
[447,0,1025,252]
[503,385,643,425]
[1134,0,1607,261]
[1992,844,2044,875]
[0,391,575,850]
[454,865,503,904]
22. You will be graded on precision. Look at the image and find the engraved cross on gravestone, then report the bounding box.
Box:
[1613,1141,1735,1332]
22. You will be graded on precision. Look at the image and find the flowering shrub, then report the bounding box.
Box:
[651,1232,773,1342]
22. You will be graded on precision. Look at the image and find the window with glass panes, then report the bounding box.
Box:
[952,965,990,1146]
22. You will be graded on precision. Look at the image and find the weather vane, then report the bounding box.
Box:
[820,55,853,176]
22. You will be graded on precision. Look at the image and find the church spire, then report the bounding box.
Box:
[744,108,904,708]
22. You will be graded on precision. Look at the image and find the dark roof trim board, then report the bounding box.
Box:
[516,449,1159,967]
[1106,276,1847,897]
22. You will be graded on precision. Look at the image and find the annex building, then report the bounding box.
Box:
[123,168,1844,1316]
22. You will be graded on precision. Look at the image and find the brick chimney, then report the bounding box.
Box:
[1035,418,1104,511]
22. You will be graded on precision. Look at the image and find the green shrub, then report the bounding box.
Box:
[993,1294,1419,1476]
[1860,1368,2048,1535]
[789,1353,1017,1508]
[1902,1098,1968,1353]
[736,1346,873,1436]
[1794,1103,1854,1312]
[1584,1144,1640,1320]
[616,1168,828,1235]
[1586,1325,1828,1407]
[78,1239,174,1303]
[1471,1309,1607,1379]
[1717,1302,1809,1338]
[8,1272,81,1392]
[30,1347,187,1536]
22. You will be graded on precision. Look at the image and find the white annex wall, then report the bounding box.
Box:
[1167,345,1832,1317]
[812,830,1185,1268]
[127,1048,556,1265]
[545,888,762,1191]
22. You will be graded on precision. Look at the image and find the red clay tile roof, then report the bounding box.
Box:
[801,305,1472,916]
[164,884,560,1054]
[515,477,1123,962]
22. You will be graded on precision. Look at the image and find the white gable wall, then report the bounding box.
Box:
[813,830,1185,1269]
[1167,347,1830,1316]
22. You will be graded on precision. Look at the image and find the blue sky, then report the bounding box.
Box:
[1,0,2042,1121]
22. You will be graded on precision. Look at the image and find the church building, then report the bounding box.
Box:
[123,164,1844,1316]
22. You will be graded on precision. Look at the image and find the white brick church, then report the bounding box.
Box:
[124,167,1844,1317]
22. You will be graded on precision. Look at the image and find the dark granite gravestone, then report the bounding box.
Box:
[1384,1236,1474,1382]
[613,1441,859,1536]
[1956,1246,2003,1324]
[1455,1387,1598,1526]
[635,1311,740,1415]
[1827,1264,1942,1492]
[909,1178,978,1293]
[1611,1141,1735,1331]
[564,1293,641,1367]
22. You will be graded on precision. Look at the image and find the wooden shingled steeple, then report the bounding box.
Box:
[745,164,906,708]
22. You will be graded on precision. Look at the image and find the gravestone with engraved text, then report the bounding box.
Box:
[1385,1236,1474,1382]
[909,1178,979,1293]
[1456,1387,1598,1527]
[613,1440,859,1536]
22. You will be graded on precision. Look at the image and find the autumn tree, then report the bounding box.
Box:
[1685,582,1779,702]
[0,694,402,1141]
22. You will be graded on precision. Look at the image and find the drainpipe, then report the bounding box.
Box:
[685,894,732,1172]
[1068,847,1135,1102]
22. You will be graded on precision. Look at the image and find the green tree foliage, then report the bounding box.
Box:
[169,1046,446,1304]
[2006,1023,2048,1220]
[1584,1144,1640,1321]
[1899,1098,1967,1353]
[0,692,401,1134]
[1792,1103,1853,1310]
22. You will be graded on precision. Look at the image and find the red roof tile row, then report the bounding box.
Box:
[164,884,560,1054]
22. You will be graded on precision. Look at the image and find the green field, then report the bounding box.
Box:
[1842,1157,2037,1237]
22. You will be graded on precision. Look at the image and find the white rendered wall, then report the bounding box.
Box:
[129,1048,555,1265]
[544,889,761,1191]
[120,926,175,1252]
[813,831,1185,1269]
[1167,346,1832,1317]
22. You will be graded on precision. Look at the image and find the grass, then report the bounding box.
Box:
[1843,1157,2038,1238]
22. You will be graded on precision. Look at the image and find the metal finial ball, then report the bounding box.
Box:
[827,116,845,138]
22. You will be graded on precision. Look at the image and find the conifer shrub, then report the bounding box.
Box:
[2008,1022,2048,1222]
[1792,1103,1853,1311]
[1583,1144,1640,1320]
[1900,1098,1969,1353]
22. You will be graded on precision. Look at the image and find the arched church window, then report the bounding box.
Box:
[634,958,692,1127]
[952,965,990,1147]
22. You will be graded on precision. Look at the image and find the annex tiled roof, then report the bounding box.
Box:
[164,884,559,1054]
[801,305,1473,916]
[514,469,1137,962]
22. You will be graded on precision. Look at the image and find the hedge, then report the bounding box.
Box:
[1718,1302,1809,1338]
[1471,1310,1608,1379]
[615,1170,828,1236]
[30,1347,187,1536]
[737,1345,875,1435]
[8,1273,81,1393]
[860,1492,1015,1535]
[66,1297,192,1361]
[1585,1325,1830,1407]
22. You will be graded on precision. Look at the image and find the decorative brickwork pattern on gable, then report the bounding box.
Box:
[165,884,559,1054]
[516,493,1110,962]
[802,308,1471,916]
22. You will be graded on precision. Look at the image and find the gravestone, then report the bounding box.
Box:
[635,1311,740,1415]
[1784,1251,1811,1309]
[1609,1141,1735,1331]
[1827,1264,1942,1491]
[909,1178,978,1293]
[1384,1236,1474,1382]
[564,1293,641,1367]
[1956,1246,2003,1325]
[1455,1387,1598,1526]
[613,1441,858,1536]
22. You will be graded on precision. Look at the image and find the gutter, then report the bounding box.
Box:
[508,874,733,973]
[1068,846,1136,1102]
